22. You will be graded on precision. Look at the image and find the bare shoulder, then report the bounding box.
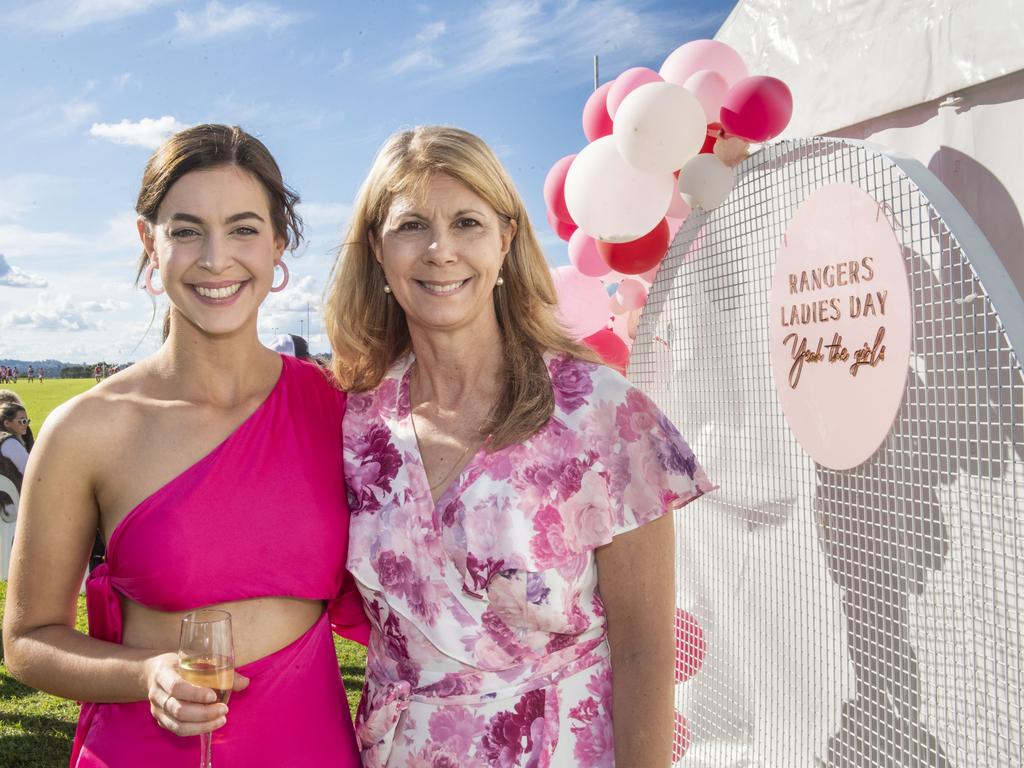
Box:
[35,363,156,457]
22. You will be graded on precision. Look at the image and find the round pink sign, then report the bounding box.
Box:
[769,183,911,470]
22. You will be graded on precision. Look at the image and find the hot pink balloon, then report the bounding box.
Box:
[607,66,663,119]
[684,68,729,124]
[568,229,611,278]
[543,154,576,224]
[546,209,576,242]
[583,329,630,374]
[551,265,612,339]
[582,82,614,142]
[720,76,793,142]
[660,39,747,88]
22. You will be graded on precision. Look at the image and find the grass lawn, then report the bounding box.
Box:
[0,581,366,767]
[1,378,367,766]
[2,379,98,432]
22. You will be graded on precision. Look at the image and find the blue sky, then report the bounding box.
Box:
[0,0,733,363]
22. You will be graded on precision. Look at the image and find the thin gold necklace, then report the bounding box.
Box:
[409,362,482,493]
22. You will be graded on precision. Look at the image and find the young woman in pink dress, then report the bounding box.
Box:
[326,126,715,767]
[2,124,366,767]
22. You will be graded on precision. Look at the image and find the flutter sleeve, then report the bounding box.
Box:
[591,366,716,539]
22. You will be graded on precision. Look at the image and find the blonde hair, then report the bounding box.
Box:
[325,125,598,449]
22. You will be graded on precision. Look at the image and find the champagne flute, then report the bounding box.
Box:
[178,609,234,768]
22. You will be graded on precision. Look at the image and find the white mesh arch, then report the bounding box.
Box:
[632,138,1024,767]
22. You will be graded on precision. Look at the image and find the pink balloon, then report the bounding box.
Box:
[674,608,707,682]
[607,66,663,119]
[720,76,793,142]
[582,82,614,142]
[673,712,692,762]
[610,309,634,346]
[661,39,747,88]
[543,154,576,224]
[546,209,576,242]
[684,69,729,124]
[609,293,628,315]
[667,215,685,242]
[568,229,611,278]
[665,187,691,219]
[551,266,613,339]
[615,278,647,311]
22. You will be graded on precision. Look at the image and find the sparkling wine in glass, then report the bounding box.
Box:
[179,609,235,768]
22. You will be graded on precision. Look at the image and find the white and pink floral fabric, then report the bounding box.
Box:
[344,354,714,767]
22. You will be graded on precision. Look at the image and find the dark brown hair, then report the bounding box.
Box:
[134,124,303,285]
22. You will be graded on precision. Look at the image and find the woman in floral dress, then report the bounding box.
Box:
[326,126,714,767]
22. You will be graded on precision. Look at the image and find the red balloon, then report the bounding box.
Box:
[546,209,577,242]
[596,218,669,275]
[674,608,707,683]
[582,82,614,142]
[583,328,630,374]
[720,75,793,142]
[543,154,576,225]
[673,712,692,762]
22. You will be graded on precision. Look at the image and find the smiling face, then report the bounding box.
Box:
[373,174,515,340]
[3,409,28,439]
[140,165,285,337]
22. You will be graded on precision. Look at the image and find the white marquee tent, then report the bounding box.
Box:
[716,0,1024,299]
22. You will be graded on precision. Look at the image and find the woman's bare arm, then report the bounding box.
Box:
[2,398,232,735]
[596,512,676,768]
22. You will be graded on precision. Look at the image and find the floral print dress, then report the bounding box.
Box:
[344,354,714,767]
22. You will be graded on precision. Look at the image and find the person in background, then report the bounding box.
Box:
[0,391,34,452]
[1,400,31,482]
[3,124,366,768]
[326,125,714,767]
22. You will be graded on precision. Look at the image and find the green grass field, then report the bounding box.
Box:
[1,378,367,767]
[2,378,98,432]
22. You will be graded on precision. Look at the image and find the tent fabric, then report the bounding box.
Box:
[716,0,1024,140]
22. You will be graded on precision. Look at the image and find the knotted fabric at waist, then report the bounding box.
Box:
[355,637,610,767]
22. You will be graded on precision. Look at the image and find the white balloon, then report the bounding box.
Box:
[564,136,675,243]
[612,82,706,174]
[678,154,735,211]
[683,69,729,124]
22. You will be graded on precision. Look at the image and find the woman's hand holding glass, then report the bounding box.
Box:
[144,624,250,739]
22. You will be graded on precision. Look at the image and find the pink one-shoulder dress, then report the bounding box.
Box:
[71,354,368,768]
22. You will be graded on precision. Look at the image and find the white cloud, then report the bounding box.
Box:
[0,295,97,332]
[387,0,725,84]
[297,202,352,234]
[3,0,170,32]
[89,115,191,149]
[389,49,443,76]
[416,20,446,43]
[173,1,298,40]
[264,274,321,313]
[333,48,353,71]
[0,223,84,258]
[79,298,128,312]
[0,254,49,288]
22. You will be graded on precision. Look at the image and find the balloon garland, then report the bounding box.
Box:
[546,38,793,376]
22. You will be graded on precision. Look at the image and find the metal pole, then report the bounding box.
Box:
[593,55,599,91]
